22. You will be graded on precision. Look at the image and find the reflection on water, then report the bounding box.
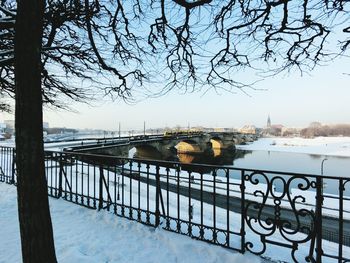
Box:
[133,147,251,173]
[133,147,350,196]
[133,147,350,177]
[178,150,250,173]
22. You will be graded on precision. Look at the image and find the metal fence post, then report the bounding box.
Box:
[240,170,246,253]
[338,179,344,262]
[58,153,63,198]
[155,165,160,227]
[11,149,16,184]
[316,177,323,263]
[99,166,104,210]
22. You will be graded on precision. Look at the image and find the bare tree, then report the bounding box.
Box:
[1,1,349,104]
[1,0,350,262]
[14,0,57,262]
[301,123,350,137]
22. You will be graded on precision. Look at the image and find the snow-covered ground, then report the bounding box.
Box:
[237,137,350,157]
[0,183,261,263]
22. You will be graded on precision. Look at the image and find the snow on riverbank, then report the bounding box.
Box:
[0,183,260,263]
[237,137,350,157]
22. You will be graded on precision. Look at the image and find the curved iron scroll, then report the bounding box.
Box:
[243,171,317,262]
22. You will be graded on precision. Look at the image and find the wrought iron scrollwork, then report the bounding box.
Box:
[343,179,350,190]
[243,171,317,261]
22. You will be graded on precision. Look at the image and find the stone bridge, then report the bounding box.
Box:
[66,132,258,160]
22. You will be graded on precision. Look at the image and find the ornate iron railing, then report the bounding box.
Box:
[0,146,349,263]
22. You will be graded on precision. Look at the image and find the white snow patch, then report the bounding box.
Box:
[0,183,260,263]
[237,137,350,157]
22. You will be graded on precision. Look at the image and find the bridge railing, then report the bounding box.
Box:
[1,146,349,263]
[60,133,205,152]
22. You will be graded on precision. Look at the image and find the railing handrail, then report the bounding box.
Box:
[44,133,166,144]
[3,144,350,179]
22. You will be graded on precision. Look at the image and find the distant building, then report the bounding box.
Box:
[263,115,286,136]
[0,120,49,136]
[267,114,271,128]
[213,127,224,132]
[268,124,284,136]
[4,120,15,134]
[0,123,6,133]
[4,120,14,129]
[271,124,284,130]
[239,125,256,134]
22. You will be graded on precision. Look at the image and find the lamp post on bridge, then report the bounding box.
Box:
[320,157,328,205]
[321,158,328,176]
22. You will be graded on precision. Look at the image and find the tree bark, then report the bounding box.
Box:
[14,0,57,262]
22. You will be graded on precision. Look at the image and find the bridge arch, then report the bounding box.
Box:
[176,139,202,154]
[133,144,162,159]
[210,137,224,149]
[209,137,224,156]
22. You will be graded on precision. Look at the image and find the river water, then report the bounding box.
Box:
[134,147,350,196]
[232,149,350,178]
[229,150,350,196]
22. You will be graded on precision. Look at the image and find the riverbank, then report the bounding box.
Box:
[236,137,350,157]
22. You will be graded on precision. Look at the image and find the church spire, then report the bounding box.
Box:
[267,114,271,128]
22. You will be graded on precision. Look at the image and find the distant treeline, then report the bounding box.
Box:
[301,123,350,138]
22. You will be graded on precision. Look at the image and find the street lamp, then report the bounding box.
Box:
[320,158,328,205]
[321,158,328,175]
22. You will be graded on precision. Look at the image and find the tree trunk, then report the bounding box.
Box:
[14,0,57,262]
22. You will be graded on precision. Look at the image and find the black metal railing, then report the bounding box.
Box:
[0,147,15,184]
[1,146,349,263]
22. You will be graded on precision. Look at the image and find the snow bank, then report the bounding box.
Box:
[0,183,260,263]
[237,137,350,157]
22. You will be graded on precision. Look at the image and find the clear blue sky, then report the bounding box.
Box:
[1,56,348,131]
[0,56,348,131]
[34,56,348,131]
